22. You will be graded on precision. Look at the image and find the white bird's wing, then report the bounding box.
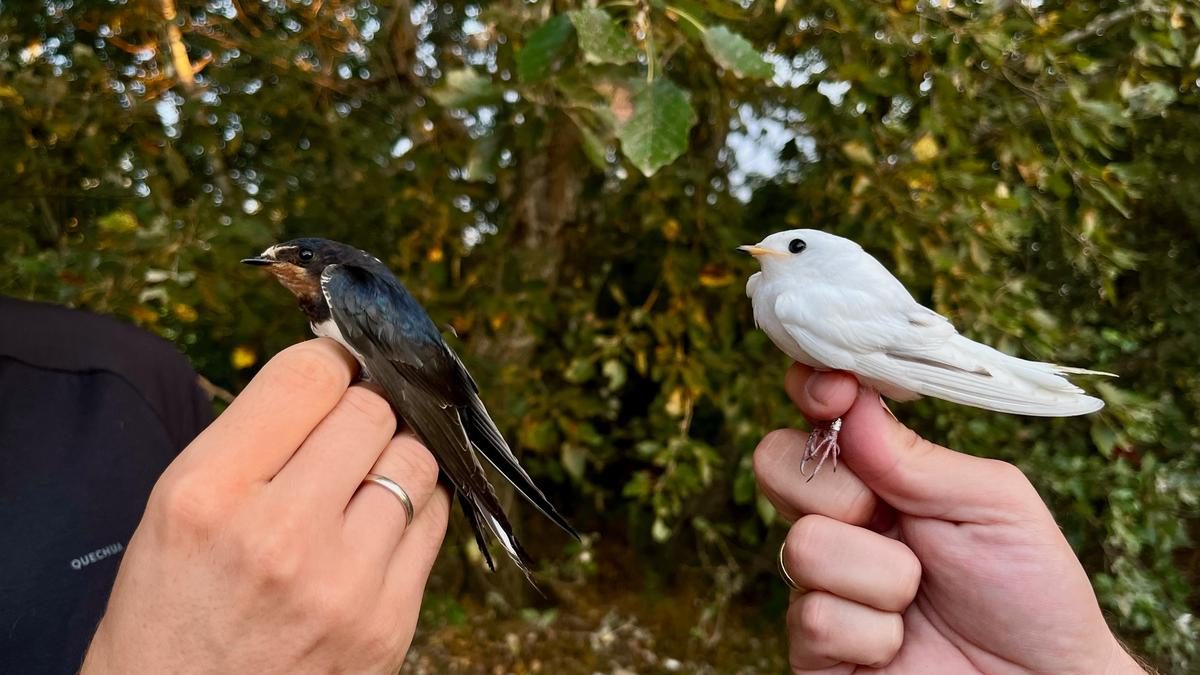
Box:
[770,282,948,367]
[773,286,1107,417]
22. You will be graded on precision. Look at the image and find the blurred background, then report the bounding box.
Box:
[2,0,1198,671]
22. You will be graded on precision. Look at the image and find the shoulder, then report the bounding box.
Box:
[0,296,213,450]
[327,263,437,328]
[0,296,191,374]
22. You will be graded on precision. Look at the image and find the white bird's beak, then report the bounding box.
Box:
[738,245,783,257]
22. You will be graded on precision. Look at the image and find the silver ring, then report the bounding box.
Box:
[778,541,804,592]
[363,473,414,528]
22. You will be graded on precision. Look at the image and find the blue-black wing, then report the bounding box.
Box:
[321,263,577,571]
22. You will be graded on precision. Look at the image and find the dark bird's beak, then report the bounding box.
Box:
[241,257,275,267]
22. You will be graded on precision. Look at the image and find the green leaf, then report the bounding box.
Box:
[517,14,574,82]
[568,9,637,65]
[1090,180,1133,218]
[556,74,618,126]
[615,78,696,176]
[732,460,755,504]
[756,493,776,526]
[841,139,874,165]
[564,357,594,383]
[651,517,672,542]
[430,68,495,108]
[601,358,626,389]
[465,131,499,181]
[1122,81,1178,118]
[577,122,610,170]
[561,444,587,480]
[1091,424,1118,458]
[98,210,138,233]
[519,418,559,452]
[622,470,653,498]
[701,25,773,79]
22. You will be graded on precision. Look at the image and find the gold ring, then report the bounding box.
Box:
[363,473,415,528]
[778,541,804,592]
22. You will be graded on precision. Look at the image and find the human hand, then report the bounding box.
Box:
[754,363,1146,674]
[81,338,450,675]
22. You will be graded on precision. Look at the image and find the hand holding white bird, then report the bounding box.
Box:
[741,229,1113,477]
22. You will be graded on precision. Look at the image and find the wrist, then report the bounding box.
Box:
[79,624,114,675]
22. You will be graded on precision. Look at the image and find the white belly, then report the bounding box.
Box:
[311,319,370,377]
[747,277,919,401]
[750,280,822,368]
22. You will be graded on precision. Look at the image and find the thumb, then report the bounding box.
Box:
[838,388,1042,523]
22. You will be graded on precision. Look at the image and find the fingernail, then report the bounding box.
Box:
[879,396,899,422]
[806,373,831,405]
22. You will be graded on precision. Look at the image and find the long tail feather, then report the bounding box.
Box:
[462,491,538,584]
[461,480,534,573]
[865,335,1110,417]
[1053,365,1118,378]
[462,394,581,539]
[457,491,497,572]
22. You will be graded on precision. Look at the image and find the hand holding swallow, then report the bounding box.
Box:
[82,340,448,675]
[754,364,1145,674]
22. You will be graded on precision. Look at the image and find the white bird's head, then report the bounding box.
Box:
[738,229,864,278]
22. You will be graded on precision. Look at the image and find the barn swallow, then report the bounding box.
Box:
[243,238,578,574]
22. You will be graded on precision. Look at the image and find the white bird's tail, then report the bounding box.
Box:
[872,335,1114,417]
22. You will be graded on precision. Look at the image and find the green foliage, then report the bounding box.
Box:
[701,25,774,79]
[1,0,1198,668]
[615,78,697,176]
[568,8,638,65]
[516,14,574,82]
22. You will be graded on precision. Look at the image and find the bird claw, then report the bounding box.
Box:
[800,418,842,482]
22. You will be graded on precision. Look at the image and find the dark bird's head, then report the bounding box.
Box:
[242,238,376,317]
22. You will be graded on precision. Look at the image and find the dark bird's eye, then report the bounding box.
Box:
[298,248,314,262]
[788,238,807,254]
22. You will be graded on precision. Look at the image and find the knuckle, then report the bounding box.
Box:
[896,547,923,606]
[360,621,401,662]
[270,342,347,392]
[841,482,878,525]
[791,593,833,646]
[302,584,357,630]
[989,459,1031,490]
[384,436,440,491]
[418,490,453,549]
[341,387,397,430]
[405,442,441,488]
[414,512,450,552]
[896,425,928,457]
[785,516,826,571]
[870,614,905,667]
[986,460,1045,514]
[152,473,222,537]
[235,525,303,587]
[428,489,452,524]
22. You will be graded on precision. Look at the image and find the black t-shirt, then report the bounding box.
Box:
[0,297,212,674]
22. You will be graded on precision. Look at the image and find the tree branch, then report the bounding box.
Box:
[159,0,194,91]
[196,375,235,404]
[1061,6,1140,46]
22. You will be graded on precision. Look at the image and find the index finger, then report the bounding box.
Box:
[754,428,879,526]
[175,338,358,485]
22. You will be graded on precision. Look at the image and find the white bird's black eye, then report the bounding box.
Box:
[788,238,807,254]
[299,248,314,262]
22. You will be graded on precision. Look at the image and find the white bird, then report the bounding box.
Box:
[740,229,1113,476]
